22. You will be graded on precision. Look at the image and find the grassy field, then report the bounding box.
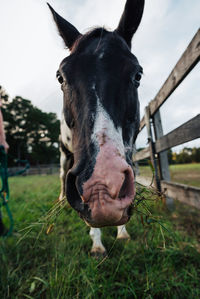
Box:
[0,174,200,298]
[139,163,200,187]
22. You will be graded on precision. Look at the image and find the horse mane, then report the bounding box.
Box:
[70,27,110,53]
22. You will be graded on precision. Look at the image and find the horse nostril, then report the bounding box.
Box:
[119,172,128,199]
[118,169,134,200]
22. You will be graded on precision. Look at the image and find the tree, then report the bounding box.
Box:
[191,147,200,163]
[175,148,192,164]
[0,86,9,103]
[167,149,174,164]
[1,94,60,166]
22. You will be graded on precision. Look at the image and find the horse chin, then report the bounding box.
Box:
[82,199,132,228]
[83,210,131,228]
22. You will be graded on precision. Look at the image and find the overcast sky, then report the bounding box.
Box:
[0,0,199,151]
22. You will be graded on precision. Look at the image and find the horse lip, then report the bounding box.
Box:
[82,169,135,206]
[82,184,111,203]
[83,206,131,228]
[66,165,135,226]
[82,191,134,227]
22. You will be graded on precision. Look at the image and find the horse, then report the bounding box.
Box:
[48,0,145,256]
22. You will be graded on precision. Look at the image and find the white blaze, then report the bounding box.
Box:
[92,88,125,156]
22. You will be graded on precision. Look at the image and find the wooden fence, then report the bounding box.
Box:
[133,29,200,209]
[8,164,60,176]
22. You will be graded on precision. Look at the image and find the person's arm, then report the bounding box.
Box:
[0,101,9,153]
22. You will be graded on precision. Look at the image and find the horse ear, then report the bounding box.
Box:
[115,0,145,48]
[47,3,81,49]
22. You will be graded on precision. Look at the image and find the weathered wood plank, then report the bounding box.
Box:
[133,146,150,162]
[161,180,200,209]
[149,29,200,116]
[136,175,153,187]
[155,114,200,153]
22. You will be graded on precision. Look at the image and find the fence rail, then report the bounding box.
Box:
[8,164,60,176]
[133,28,200,209]
[161,181,200,210]
[133,146,150,162]
[139,29,200,132]
[155,114,200,153]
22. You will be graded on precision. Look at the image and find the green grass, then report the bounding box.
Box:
[139,163,200,187]
[0,175,200,298]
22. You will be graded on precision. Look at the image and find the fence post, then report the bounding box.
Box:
[144,106,161,191]
[152,110,171,180]
[152,110,174,209]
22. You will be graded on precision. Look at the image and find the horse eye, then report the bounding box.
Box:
[57,75,63,84]
[133,72,142,88]
[135,72,142,82]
